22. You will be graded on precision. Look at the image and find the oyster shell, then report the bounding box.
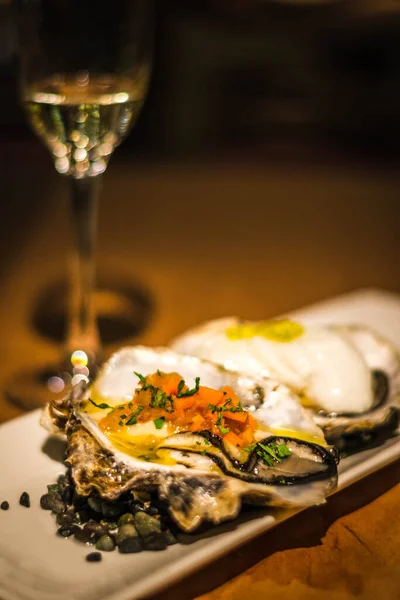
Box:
[43,346,338,532]
[171,319,400,451]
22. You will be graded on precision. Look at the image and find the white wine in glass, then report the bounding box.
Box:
[24,72,149,179]
[9,0,153,409]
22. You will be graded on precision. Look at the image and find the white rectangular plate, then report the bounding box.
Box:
[1,288,400,600]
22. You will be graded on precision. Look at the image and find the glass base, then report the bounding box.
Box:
[32,279,153,345]
[5,357,100,412]
[6,281,153,411]
[5,353,99,411]
[5,364,71,412]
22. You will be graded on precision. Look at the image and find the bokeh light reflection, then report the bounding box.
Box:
[71,350,88,368]
[55,156,70,174]
[71,373,89,386]
[47,376,65,394]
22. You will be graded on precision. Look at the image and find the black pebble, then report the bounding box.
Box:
[19,492,30,508]
[62,486,73,505]
[40,493,54,510]
[57,474,69,491]
[73,510,90,524]
[56,512,74,527]
[40,492,65,514]
[144,505,159,516]
[1,501,9,510]
[118,537,143,554]
[130,502,145,514]
[143,531,169,551]
[86,551,102,562]
[101,501,124,518]
[74,527,94,544]
[57,525,76,538]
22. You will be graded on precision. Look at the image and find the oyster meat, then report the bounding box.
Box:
[171,318,400,451]
[43,346,338,532]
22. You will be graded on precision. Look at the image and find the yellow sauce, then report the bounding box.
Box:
[269,427,327,446]
[226,318,304,343]
[107,433,178,465]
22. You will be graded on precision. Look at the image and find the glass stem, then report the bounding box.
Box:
[66,176,101,361]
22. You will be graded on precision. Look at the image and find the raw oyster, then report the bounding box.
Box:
[171,318,400,451]
[42,346,338,532]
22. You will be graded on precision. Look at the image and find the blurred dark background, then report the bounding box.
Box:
[4,0,400,159]
[1,0,400,416]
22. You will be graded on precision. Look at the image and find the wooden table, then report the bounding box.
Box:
[1,148,399,598]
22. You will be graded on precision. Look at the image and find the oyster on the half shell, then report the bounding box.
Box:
[42,346,338,532]
[171,318,400,451]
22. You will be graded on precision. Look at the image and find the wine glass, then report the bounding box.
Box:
[9,0,153,409]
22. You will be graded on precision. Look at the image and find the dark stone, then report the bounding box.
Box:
[117,513,135,527]
[19,492,30,507]
[40,492,65,513]
[95,534,115,552]
[57,525,76,537]
[87,497,103,513]
[57,474,69,490]
[56,512,74,526]
[74,527,94,544]
[144,505,159,516]
[164,529,178,545]
[118,537,143,553]
[73,510,90,524]
[115,523,139,547]
[134,511,162,536]
[101,501,124,518]
[86,552,102,562]
[62,486,73,505]
[142,531,169,551]
[83,521,108,541]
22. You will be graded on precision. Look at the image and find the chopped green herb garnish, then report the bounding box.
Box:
[120,414,127,419]
[176,377,200,398]
[244,444,256,453]
[155,390,166,404]
[206,398,245,432]
[229,402,245,413]
[196,441,201,446]
[243,441,291,464]
[201,450,208,456]
[154,417,165,430]
[164,396,174,413]
[256,442,277,466]
[118,421,124,426]
[125,405,144,426]
[134,372,147,385]
[157,369,163,377]
[150,389,174,413]
[255,441,291,466]
[276,443,291,458]
[89,399,113,410]
[218,425,230,435]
